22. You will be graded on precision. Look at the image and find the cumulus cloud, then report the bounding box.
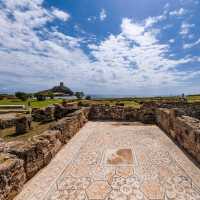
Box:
[0,1,199,95]
[87,16,97,22]
[169,39,175,43]
[100,9,107,21]
[0,0,92,92]
[145,15,166,28]
[169,8,187,16]
[180,22,195,37]
[52,8,70,21]
[183,38,200,49]
[88,18,199,93]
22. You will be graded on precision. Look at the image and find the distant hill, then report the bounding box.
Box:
[37,82,73,96]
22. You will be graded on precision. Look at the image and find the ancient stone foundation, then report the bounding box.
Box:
[15,115,32,135]
[90,104,200,164]
[0,153,26,200]
[156,108,200,163]
[0,108,89,199]
[0,104,200,200]
[0,118,16,129]
[89,105,156,124]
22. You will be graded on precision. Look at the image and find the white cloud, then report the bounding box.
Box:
[87,16,97,22]
[169,39,175,43]
[0,0,92,92]
[52,8,70,21]
[0,1,199,95]
[169,8,187,16]
[100,9,107,21]
[145,15,166,28]
[180,22,195,37]
[88,18,199,93]
[183,38,200,49]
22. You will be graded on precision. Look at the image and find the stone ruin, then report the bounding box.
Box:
[0,102,200,200]
[15,115,32,135]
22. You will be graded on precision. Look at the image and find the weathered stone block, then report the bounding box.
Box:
[15,115,32,135]
[32,106,55,122]
[0,153,26,200]
[31,130,62,166]
[4,141,38,180]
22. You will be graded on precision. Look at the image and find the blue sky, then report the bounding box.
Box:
[0,0,200,96]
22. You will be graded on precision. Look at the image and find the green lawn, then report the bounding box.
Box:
[0,98,64,108]
[0,98,141,109]
[187,95,200,103]
[1,95,199,110]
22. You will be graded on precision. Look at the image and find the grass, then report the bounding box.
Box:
[0,121,54,142]
[1,95,199,142]
[0,98,141,109]
[187,95,200,103]
[74,99,141,108]
[0,98,64,108]
[0,95,200,110]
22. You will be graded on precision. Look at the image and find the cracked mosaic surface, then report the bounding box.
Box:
[14,122,200,200]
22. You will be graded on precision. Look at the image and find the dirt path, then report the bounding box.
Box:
[15,121,200,200]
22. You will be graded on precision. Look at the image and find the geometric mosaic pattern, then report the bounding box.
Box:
[44,122,200,200]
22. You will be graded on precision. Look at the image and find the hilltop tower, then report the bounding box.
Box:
[60,82,64,87]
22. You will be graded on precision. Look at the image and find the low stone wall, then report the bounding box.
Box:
[4,130,62,179]
[1,104,200,200]
[89,105,200,164]
[0,153,26,200]
[145,101,200,120]
[0,108,89,199]
[0,118,16,129]
[50,108,89,144]
[89,105,156,124]
[32,104,79,123]
[156,108,200,163]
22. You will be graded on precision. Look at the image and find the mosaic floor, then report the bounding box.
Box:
[15,122,200,200]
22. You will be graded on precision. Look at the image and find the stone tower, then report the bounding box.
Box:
[60,82,64,87]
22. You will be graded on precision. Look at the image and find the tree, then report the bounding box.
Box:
[85,95,91,100]
[48,92,54,99]
[34,93,46,101]
[15,92,28,101]
[75,92,84,99]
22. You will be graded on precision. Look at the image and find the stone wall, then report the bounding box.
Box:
[89,104,200,164]
[50,108,89,144]
[15,115,32,135]
[1,104,200,200]
[0,153,26,200]
[0,108,89,199]
[32,104,79,123]
[144,101,200,120]
[0,118,16,129]
[89,105,156,124]
[156,108,200,163]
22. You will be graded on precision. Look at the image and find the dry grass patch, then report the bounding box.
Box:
[0,121,54,142]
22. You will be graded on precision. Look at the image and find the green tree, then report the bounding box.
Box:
[34,93,46,101]
[15,92,28,101]
[75,92,84,99]
[48,92,54,99]
[85,95,91,100]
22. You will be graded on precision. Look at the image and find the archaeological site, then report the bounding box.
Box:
[1,101,200,200]
[1,0,200,199]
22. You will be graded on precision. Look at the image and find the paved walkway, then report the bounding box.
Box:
[15,122,200,200]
